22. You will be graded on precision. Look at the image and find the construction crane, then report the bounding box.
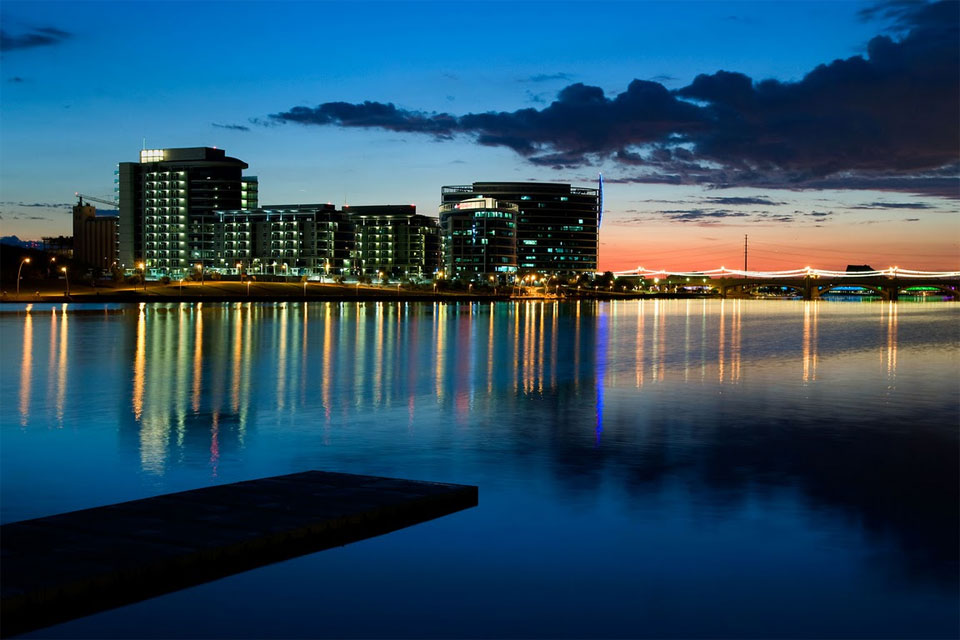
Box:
[75,192,118,208]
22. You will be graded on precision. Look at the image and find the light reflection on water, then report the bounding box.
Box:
[1,299,958,638]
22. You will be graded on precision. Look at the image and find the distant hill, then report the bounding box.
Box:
[1,235,31,248]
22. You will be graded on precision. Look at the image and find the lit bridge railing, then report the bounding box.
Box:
[609,267,960,279]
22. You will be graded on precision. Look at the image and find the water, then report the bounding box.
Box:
[1,299,957,638]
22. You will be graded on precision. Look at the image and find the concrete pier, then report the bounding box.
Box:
[1,471,478,637]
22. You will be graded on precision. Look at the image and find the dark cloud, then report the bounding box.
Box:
[270,101,458,137]
[659,209,751,223]
[703,196,783,206]
[8,76,25,83]
[905,217,921,221]
[855,201,934,209]
[526,90,547,104]
[521,73,574,83]
[212,122,251,132]
[755,212,796,223]
[1,26,71,52]
[265,1,957,196]
[648,74,678,83]
[807,211,833,217]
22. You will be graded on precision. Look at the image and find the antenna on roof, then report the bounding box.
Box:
[598,172,604,228]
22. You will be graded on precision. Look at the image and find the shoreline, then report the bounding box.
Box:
[0,281,949,305]
[0,280,717,304]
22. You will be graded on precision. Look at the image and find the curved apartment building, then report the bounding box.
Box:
[439,197,518,279]
[441,181,599,273]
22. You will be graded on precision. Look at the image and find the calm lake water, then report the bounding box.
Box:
[1,299,958,638]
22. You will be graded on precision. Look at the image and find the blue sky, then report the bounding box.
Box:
[2,1,957,270]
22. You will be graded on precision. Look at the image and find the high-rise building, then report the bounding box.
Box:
[73,198,118,270]
[346,205,441,278]
[439,197,518,280]
[117,147,256,274]
[440,181,600,273]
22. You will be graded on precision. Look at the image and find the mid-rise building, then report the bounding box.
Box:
[439,197,518,280]
[440,181,600,273]
[346,205,441,278]
[73,198,118,270]
[215,204,354,275]
[117,147,257,274]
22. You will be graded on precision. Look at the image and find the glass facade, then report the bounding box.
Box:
[439,197,518,280]
[440,182,599,273]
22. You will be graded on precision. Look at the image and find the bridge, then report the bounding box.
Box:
[612,267,960,301]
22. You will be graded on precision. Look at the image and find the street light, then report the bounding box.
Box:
[196,263,204,286]
[303,279,308,296]
[137,262,146,291]
[16,257,30,295]
[60,266,69,297]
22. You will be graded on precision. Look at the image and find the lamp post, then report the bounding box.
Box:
[16,257,30,296]
[397,282,401,297]
[137,262,146,292]
[247,276,254,296]
[60,266,69,297]
[303,279,308,297]
[196,263,204,286]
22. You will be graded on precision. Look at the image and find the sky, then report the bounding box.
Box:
[1,0,957,271]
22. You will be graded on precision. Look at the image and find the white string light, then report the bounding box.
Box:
[609,267,960,279]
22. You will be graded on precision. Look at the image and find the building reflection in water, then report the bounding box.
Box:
[46,308,56,420]
[885,301,898,383]
[802,301,819,383]
[50,299,911,480]
[56,303,69,426]
[19,305,33,427]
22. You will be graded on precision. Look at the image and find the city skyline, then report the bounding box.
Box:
[1,1,957,271]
